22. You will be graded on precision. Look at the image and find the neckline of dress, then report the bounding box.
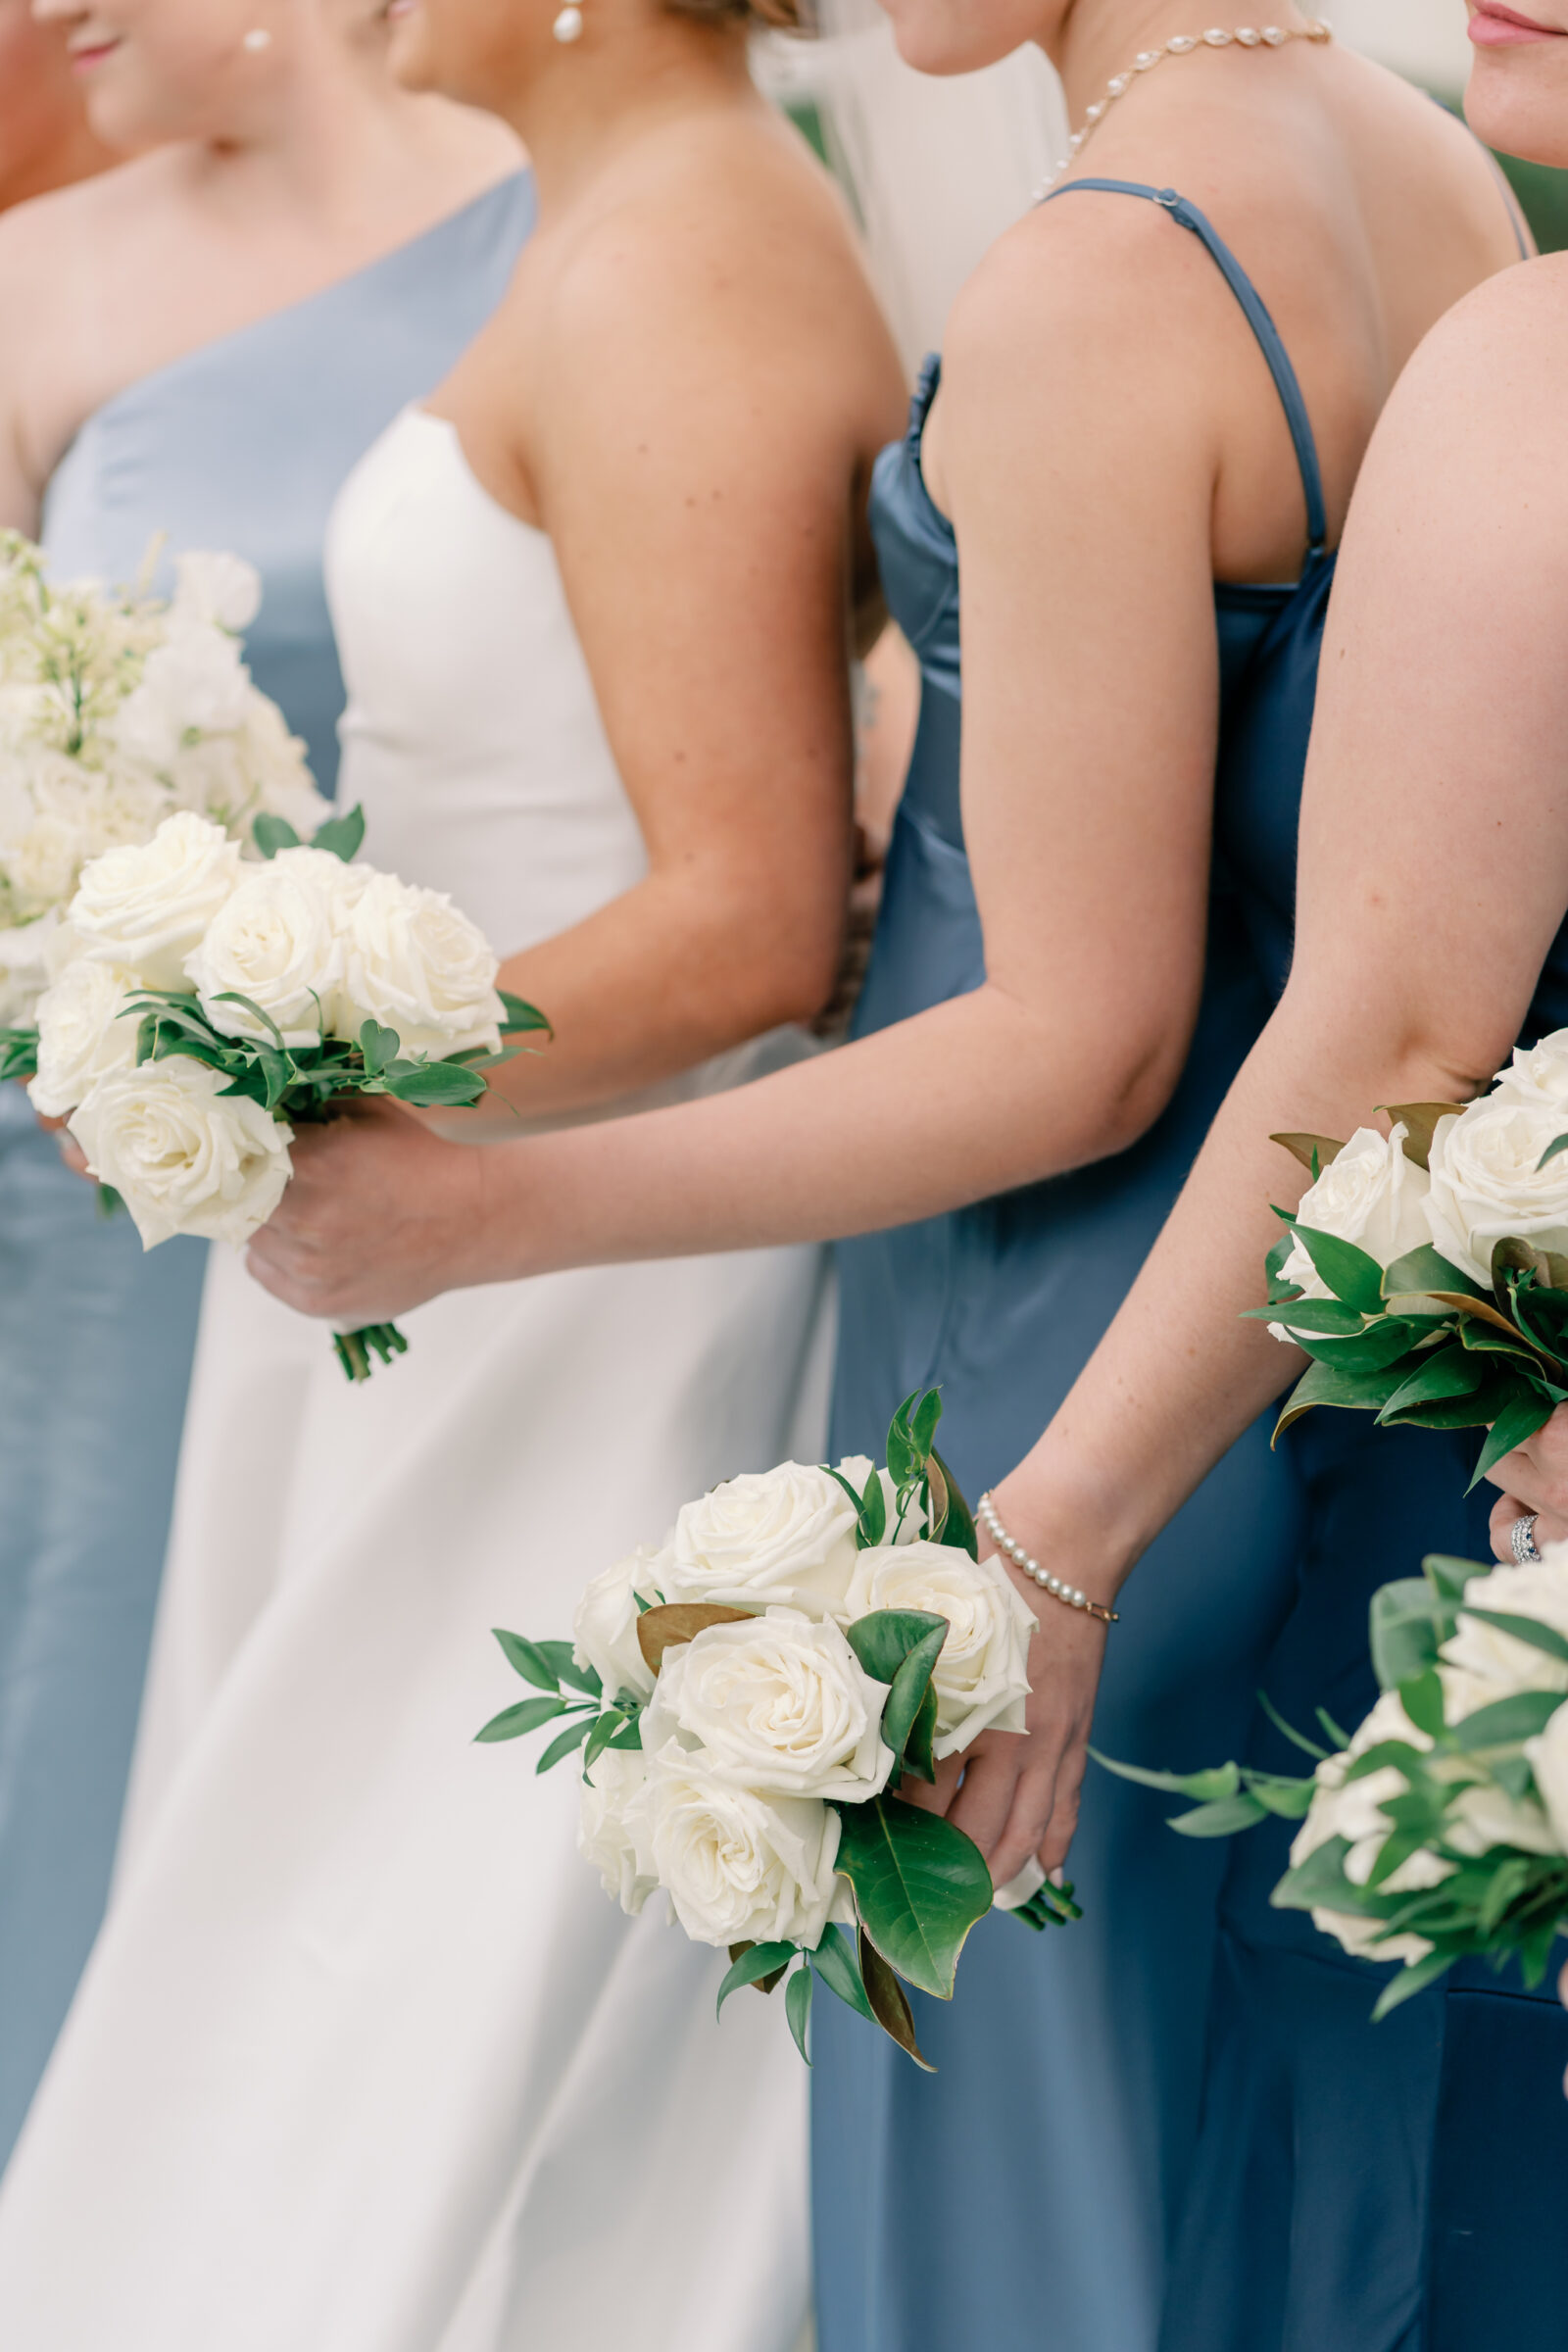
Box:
[56,172,532,461]
[406,408,550,546]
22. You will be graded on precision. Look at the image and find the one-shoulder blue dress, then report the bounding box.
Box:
[813,180,1332,2352]
[0,171,534,2171]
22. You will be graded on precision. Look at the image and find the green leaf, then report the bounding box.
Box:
[831,1795,993,1999]
[499,990,553,1037]
[909,1388,943,1458]
[1457,1606,1568,1666]
[1316,1705,1351,1750]
[310,804,367,862]
[1292,1320,1429,1375]
[929,1448,978,1560]
[1245,1770,1316,1819]
[881,1622,949,1771]
[716,1940,796,2017]
[859,1464,888,1547]
[1167,1789,1269,1837]
[1450,1690,1567,1749]
[808,1923,877,2024]
[1370,1949,1454,2020]
[358,1019,401,1079]
[209,990,287,1051]
[1424,1554,1487,1608]
[583,1710,624,1772]
[251,812,301,858]
[1370,1578,1446,1693]
[1469,1391,1558,1490]
[473,1694,568,1743]
[1539,1131,1568,1171]
[785,1960,814,2064]
[1400,1668,1446,1740]
[843,1609,950,1691]
[1274,1353,1414,1441]
[382,1059,489,1108]
[1255,1689,1330,1762]
[1377,1347,1486,1420]
[1248,1298,1378,1337]
[535,1714,595,1774]
[1290,1224,1387,1313]
[857,1927,934,2070]
[533,1641,601,1698]
[901,1681,939,1787]
[885,1393,923,1492]
[493,1630,562,1691]
[1382,1245,1483,1302]
[1090,1750,1243,1803]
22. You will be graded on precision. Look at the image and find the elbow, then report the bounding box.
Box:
[1065,1020,1196,1165]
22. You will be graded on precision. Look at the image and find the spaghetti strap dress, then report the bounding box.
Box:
[813,179,1336,2352]
[0,172,533,2174]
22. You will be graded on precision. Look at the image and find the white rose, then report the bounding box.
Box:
[632,1740,844,1949]
[843,1540,1036,1758]
[1489,1028,1568,1119]
[4,809,88,918]
[169,551,261,635]
[577,1750,660,1915]
[1425,1097,1568,1289]
[662,1462,861,1617]
[1289,1691,1451,1965]
[69,1056,291,1249]
[1273,1125,1431,1317]
[642,1608,893,1800]
[0,911,61,1027]
[334,870,503,1056]
[185,861,341,1048]
[571,1547,664,1706]
[1525,1699,1568,1852]
[270,843,372,910]
[1442,1547,1568,1700]
[113,624,254,766]
[27,957,138,1115]
[69,811,242,990]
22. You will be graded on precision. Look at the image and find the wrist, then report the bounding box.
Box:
[987,1451,1145,1608]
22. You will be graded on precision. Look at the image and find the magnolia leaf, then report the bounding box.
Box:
[1378,1103,1467,1172]
[1269,1131,1348,1174]
[1435,1292,1545,1344]
[909,1389,943,1458]
[1292,1320,1429,1375]
[717,1941,795,2016]
[843,1609,949,1690]
[310,803,367,862]
[636,1602,754,1675]
[901,1681,940,1787]
[881,1622,948,1775]
[858,1927,934,2071]
[251,812,301,858]
[1274,1353,1413,1441]
[1382,1245,1483,1304]
[1376,1348,1487,1422]
[832,1795,993,1999]
[1456,1606,1568,1666]
[1492,1236,1568,1298]
[808,1923,878,2024]
[1250,1297,1375,1337]
[474,1694,567,1743]
[930,1447,978,1560]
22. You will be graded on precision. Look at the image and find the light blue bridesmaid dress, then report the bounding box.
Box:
[0,171,534,2172]
[813,183,1331,2352]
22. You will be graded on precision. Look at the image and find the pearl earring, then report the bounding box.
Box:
[241,26,272,49]
[552,4,584,39]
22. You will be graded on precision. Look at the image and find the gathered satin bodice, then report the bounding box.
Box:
[41,173,535,797]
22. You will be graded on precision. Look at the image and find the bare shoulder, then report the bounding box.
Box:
[0,147,174,298]
[1382,253,1568,452]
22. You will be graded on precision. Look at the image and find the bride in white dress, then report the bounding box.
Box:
[0,0,904,2343]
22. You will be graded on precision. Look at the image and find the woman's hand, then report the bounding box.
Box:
[901,1486,1115,1887]
[245,1099,490,1322]
[1487,1404,1568,1558]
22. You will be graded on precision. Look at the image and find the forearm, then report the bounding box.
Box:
[993,987,1501,1592]
[471,975,1188,1275]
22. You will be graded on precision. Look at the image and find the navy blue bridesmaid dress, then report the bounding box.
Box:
[814,180,1333,2352]
[0,172,534,2172]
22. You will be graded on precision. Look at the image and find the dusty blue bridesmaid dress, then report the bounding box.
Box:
[0,171,534,2171]
[814,180,1332,2352]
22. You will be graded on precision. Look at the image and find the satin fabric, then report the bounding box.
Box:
[0,174,534,2171]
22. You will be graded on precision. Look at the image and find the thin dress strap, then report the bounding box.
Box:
[1039,177,1329,558]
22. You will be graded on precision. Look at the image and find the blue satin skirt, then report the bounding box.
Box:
[0,1100,205,2167]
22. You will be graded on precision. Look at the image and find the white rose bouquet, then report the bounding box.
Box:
[477,1392,1076,2067]
[0,532,330,1031]
[13,808,547,1381]
[1256,1039,1568,1489]
[1099,1545,1568,2017]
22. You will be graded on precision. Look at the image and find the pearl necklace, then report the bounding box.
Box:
[1037,18,1334,198]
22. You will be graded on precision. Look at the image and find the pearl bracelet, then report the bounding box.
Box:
[978,1493,1119,1625]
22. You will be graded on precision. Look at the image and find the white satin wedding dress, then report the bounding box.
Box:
[0,410,830,2351]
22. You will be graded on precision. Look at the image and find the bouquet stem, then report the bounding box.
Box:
[333,1323,410,1383]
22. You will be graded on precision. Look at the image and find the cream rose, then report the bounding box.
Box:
[28,957,138,1116]
[334,871,503,1056]
[662,1462,861,1617]
[69,811,241,990]
[185,861,342,1048]
[1443,1548,1568,1700]
[642,1609,893,1800]
[1273,1125,1431,1314]
[1425,1098,1568,1290]
[1289,1691,1452,1964]
[69,1056,291,1249]
[632,1742,844,1948]
[571,1547,664,1706]
[577,1750,661,1915]
[843,1540,1036,1758]
[1525,1699,1568,1852]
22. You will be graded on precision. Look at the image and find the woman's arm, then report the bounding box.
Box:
[249,201,1249,1304]
[922,256,1568,1888]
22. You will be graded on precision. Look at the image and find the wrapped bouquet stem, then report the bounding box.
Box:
[478,1392,1080,2066]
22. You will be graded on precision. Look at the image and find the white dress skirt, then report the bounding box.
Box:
[0,410,830,2352]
